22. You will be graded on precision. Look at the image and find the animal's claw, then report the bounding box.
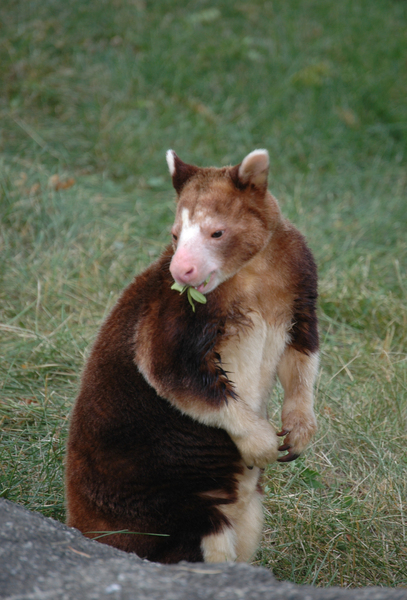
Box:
[277,428,300,461]
[277,451,299,463]
[278,443,291,452]
[278,432,300,462]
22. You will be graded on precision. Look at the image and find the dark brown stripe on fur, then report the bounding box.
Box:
[289,243,319,355]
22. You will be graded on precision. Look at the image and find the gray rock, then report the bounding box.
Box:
[0,499,406,600]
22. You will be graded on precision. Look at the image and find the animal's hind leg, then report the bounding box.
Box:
[234,490,264,562]
[200,487,264,563]
[201,526,237,563]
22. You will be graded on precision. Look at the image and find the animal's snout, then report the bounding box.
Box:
[170,249,199,285]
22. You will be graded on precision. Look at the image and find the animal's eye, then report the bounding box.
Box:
[211,230,224,239]
[172,233,178,241]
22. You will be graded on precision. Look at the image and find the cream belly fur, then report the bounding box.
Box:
[214,311,289,469]
[219,311,289,419]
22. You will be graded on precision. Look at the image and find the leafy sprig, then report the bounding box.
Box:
[171,281,208,312]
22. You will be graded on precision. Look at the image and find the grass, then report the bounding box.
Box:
[1,0,406,588]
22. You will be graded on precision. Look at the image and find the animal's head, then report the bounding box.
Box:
[167,149,281,294]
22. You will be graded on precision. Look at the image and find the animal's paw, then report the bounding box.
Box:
[233,420,279,469]
[277,409,317,463]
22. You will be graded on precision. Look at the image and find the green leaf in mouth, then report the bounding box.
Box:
[171,280,209,312]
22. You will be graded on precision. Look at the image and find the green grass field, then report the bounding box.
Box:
[1,0,406,588]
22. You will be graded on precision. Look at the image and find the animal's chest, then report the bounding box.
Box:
[218,311,289,417]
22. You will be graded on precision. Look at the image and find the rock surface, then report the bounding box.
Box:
[0,499,406,600]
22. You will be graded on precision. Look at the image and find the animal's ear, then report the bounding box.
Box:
[230,149,269,189]
[166,150,199,194]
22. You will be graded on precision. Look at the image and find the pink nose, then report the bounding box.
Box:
[170,254,198,285]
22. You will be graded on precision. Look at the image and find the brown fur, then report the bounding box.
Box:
[65,150,319,563]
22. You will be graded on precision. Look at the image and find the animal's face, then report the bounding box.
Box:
[167,150,280,294]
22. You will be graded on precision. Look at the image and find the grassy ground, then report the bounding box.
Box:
[1,0,406,588]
